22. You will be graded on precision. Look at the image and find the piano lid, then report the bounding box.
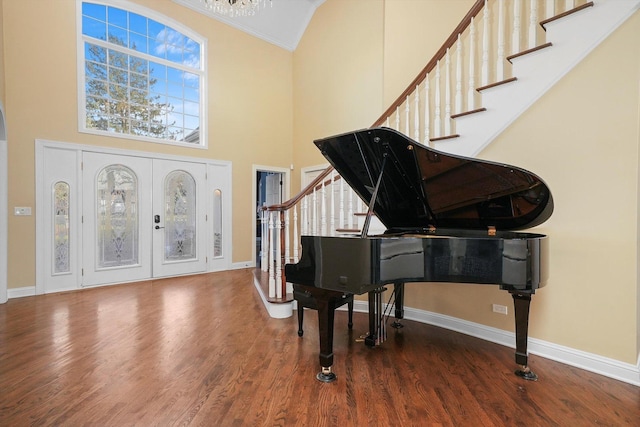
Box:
[314,127,553,232]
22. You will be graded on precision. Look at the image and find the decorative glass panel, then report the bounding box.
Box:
[164,171,196,261]
[213,189,223,257]
[96,165,139,267]
[53,182,70,274]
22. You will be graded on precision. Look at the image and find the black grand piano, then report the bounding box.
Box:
[285,127,553,383]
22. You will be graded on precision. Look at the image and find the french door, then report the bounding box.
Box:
[82,153,207,287]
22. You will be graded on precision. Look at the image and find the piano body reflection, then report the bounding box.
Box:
[285,127,553,383]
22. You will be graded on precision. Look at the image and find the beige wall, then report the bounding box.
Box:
[294,1,640,364]
[292,0,385,195]
[2,0,294,287]
[0,0,4,106]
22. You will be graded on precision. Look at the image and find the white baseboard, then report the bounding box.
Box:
[251,274,293,319]
[341,300,640,387]
[8,286,36,299]
[231,260,255,269]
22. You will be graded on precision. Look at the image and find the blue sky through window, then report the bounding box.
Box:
[81,1,203,145]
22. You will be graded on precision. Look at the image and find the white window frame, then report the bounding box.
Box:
[76,0,208,149]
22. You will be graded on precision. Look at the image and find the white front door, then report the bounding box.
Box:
[151,159,207,278]
[82,152,153,287]
[82,153,207,287]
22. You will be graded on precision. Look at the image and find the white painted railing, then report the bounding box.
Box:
[262,0,594,301]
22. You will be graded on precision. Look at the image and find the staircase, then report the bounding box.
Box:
[255,0,640,318]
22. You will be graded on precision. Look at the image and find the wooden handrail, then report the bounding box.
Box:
[265,165,334,211]
[372,0,485,127]
[269,0,486,212]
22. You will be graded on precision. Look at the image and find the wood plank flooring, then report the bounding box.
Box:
[1,269,638,426]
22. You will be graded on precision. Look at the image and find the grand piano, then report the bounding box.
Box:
[285,127,553,383]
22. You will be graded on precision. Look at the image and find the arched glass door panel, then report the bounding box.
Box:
[164,170,196,261]
[96,164,140,268]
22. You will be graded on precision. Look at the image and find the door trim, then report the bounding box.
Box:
[0,101,7,304]
[35,139,233,295]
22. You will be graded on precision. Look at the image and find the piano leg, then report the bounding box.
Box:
[391,282,405,329]
[365,287,387,347]
[510,291,538,381]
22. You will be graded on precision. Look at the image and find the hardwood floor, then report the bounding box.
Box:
[1,269,638,426]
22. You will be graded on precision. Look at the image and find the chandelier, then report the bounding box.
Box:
[201,0,272,17]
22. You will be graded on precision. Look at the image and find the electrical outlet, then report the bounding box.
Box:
[492,304,508,315]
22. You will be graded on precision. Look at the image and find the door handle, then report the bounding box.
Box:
[155,225,164,230]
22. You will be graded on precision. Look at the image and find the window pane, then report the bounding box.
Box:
[129,32,148,54]
[130,72,148,90]
[83,16,106,40]
[83,3,106,21]
[129,57,148,76]
[85,43,106,63]
[109,69,128,88]
[108,24,127,46]
[85,61,107,81]
[184,86,199,103]
[129,13,147,34]
[184,72,199,88]
[167,67,183,85]
[150,62,166,81]
[107,7,127,29]
[148,19,165,41]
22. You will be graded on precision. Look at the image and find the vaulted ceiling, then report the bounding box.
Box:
[172,0,326,51]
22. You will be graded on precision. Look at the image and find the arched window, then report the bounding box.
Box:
[79,1,206,147]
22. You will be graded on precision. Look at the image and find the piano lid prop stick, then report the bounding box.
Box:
[361,149,389,238]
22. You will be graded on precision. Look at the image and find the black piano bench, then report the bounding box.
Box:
[293,285,354,337]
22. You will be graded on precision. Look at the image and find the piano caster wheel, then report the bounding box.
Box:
[515,366,538,381]
[316,367,337,383]
[298,330,304,337]
[391,321,404,329]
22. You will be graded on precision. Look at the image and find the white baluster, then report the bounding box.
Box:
[293,206,299,262]
[481,0,489,86]
[412,86,419,141]
[529,0,538,49]
[385,117,390,128]
[268,212,275,298]
[565,0,575,12]
[395,106,400,131]
[455,35,463,114]
[512,0,521,55]
[329,171,335,236]
[284,210,290,264]
[312,187,318,235]
[275,212,282,299]
[260,209,268,272]
[339,177,345,230]
[424,75,430,145]
[434,61,441,137]
[468,17,476,111]
[404,96,410,136]
[320,179,327,235]
[301,195,308,236]
[444,49,451,136]
[546,0,555,19]
[497,0,505,81]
